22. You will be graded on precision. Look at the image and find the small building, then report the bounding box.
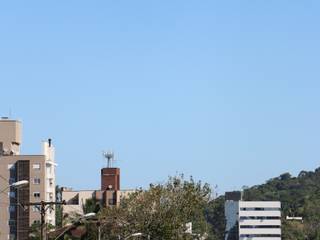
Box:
[225,191,281,240]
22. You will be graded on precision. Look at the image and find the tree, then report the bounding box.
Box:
[87,175,213,240]
[205,196,225,240]
[82,196,100,214]
[243,166,320,239]
[282,221,305,240]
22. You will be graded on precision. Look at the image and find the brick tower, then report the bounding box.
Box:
[101,151,120,191]
[101,167,120,190]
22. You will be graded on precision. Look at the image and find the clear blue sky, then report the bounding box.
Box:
[0,1,319,194]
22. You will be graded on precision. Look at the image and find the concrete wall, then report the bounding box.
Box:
[0,120,56,240]
[0,155,46,240]
[0,120,22,155]
[225,200,239,240]
[62,190,95,217]
[62,189,136,225]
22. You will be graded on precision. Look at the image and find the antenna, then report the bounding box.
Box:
[102,150,115,168]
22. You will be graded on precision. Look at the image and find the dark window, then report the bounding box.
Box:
[240,225,281,228]
[33,178,40,184]
[33,192,40,198]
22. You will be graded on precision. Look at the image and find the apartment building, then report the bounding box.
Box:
[225,191,281,240]
[0,118,56,240]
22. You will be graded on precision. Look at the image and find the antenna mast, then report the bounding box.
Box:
[103,151,115,168]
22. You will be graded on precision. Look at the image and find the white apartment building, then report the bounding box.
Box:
[225,192,281,240]
[42,140,57,225]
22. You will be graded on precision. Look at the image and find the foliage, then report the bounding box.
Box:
[205,196,225,240]
[205,166,320,240]
[81,175,213,240]
[58,167,320,239]
[243,167,320,240]
[282,221,305,240]
[82,196,100,214]
[29,222,41,240]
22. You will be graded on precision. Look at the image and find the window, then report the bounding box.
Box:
[32,206,40,212]
[9,192,15,198]
[8,205,16,212]
[9,178,16,185]
[33,164,40,170]
[33,192,40,198]
[33,178,40,185]
[8,220,16,226]
[9,234,16,240]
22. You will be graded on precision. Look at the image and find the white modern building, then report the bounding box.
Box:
[42,140,57,225]
[225,192,281,240]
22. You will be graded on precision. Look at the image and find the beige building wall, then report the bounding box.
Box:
[62,190,95,217]
[0,155,46,240]
[0,119,22,155]
[61,189,135,226]
[0,119,56,240]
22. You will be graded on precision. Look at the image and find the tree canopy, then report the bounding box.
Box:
[97,175,212,239]
[55,166,320,239]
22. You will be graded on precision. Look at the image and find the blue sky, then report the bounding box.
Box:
[0,1,319,194]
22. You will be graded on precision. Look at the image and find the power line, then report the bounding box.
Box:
[23,200,66,240]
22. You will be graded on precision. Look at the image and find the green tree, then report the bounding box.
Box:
[88,175,213,240]
[282,221,305,240]
[243,166,320,239]
[83,196,100,214]
[205,196,225,240]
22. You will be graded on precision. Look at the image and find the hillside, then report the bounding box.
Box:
[206,167,320,239]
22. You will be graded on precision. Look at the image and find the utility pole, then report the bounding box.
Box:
[24,200,66,240]
[97,221,101,240]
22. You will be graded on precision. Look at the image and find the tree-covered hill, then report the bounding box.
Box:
[206,167,320,239]
[243,167,320,239]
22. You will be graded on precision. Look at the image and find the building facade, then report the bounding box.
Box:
[62,188,135,217]
[62,160,134,219]
[225,192,281,240]
[0,119,56,240]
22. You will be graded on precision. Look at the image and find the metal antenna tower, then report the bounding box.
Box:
[103,150,115,168]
